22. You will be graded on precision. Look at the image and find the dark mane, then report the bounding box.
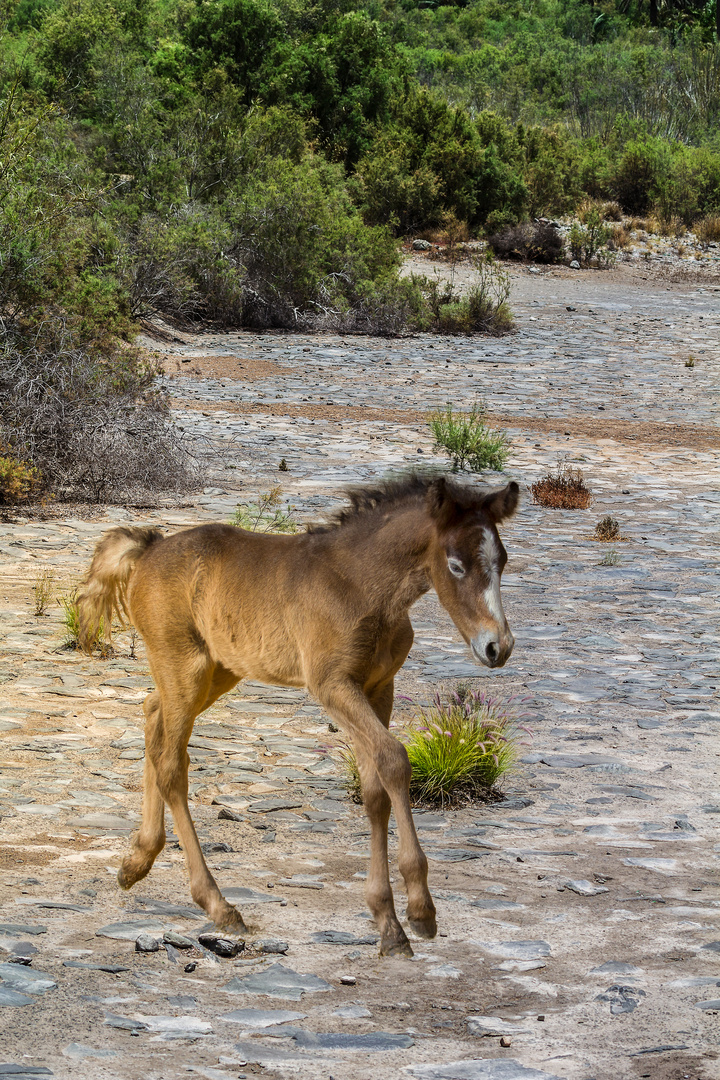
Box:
[307,471,488,533]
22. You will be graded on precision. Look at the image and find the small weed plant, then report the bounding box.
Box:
[531,461,592,509]
[59,590,81,649]
[429,403,510,472]
[232,487,297,533]
[341,686,531,807]
[599,547,620,566]
[33,569,55,616]
[685,357,696,368]
[594,515,621,541]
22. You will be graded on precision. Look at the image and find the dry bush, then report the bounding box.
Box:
[487,222,564,264]
[531,462,592,509]
[609,224,631,249]
[594,515,620,541]
[0,331,200,504]
[695,215,720,245]
[647,214,685,237]
[629,217,647,232]
[602,201,623,222]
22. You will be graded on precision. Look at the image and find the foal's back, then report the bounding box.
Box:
[128,523,343,688]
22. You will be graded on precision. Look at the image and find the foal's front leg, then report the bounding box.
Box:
[317,679,436,956]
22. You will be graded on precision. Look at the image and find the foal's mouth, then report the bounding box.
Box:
[470,634,514,669]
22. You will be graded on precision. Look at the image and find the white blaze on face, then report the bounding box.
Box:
[479,528,504,623]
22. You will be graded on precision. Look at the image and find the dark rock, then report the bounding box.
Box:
[251,939,289,954]
[197,933,244,958]
[163,931,196,949]
[596,984,646,1014]
[135,934,160,953]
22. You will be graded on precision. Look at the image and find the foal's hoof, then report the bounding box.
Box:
[213,903,249,936]
[408,914,438,940]
[118,858,145,891]
[380,936,414,959]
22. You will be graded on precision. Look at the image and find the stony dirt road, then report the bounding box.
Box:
[0,262,718,1080]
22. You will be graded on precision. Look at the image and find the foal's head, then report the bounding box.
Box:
[426,477,519,669]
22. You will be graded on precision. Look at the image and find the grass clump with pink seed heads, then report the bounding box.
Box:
[341,685,531,807]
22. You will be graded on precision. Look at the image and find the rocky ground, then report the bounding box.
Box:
[0,260,718,1080]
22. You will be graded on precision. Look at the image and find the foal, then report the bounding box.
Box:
[78,473,519,957]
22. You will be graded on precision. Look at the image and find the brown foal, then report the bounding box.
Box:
[78,473,519,957]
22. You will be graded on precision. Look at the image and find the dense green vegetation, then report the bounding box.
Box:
[2,0,720,339]
[1,0,719,498]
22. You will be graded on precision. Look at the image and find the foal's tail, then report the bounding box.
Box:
[77,526,163,653]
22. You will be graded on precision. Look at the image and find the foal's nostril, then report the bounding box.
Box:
[486,641,499,664]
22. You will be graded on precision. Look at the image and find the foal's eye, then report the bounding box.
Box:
[447,557,466,578]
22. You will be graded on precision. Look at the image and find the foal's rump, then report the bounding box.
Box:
[78,523,306,679]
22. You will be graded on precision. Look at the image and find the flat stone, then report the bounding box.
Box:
[0,986,34,1007]
[427,963,462,978]
[470,899,525,911]
[248,798,304,813]
[221,887,285,904]
[0,924,47,937]
[62,1045,118,1060]
[623,858,678,873]
[475,941,551,961]
[0,963,56,995]
[223,963,333,1000]
[74,814,135,830]
[220,1007,308,1028]
[695,999,720,1010]
[96,919,166,940]
[310,931,379,946]
[591,961,643,977]
[427,849,492,862]
[293,1030,414,1050]
[333,1004,372,1018]
[467,1016,533,1036]
[63,961,130,973]
[564,879,609,896]
[134,1014,213,1035]
[409,1061,562,1079]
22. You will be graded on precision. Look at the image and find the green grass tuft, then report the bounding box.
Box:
[429,402,510,472]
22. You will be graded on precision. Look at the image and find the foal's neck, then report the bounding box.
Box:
[333,503,434,617]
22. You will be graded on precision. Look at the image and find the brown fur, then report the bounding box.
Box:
[77,474,519,956]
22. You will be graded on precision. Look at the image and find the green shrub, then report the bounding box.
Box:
[569,207,613,266]
[0,448,41,505]
[429,402,510,472]
[232,487,297,533]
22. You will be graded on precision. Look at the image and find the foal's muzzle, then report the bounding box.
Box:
[471,628,515,669]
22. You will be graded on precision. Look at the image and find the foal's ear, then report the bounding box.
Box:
[427,476,459,530]
[481,481,520,524]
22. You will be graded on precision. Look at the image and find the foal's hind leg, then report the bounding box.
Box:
[118,690,166,890]
[122,655,246,932]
